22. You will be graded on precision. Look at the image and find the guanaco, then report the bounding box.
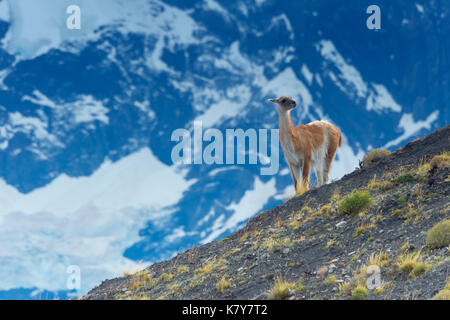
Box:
[269,96,342,195]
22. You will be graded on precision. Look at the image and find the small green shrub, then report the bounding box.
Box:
[392,174,414,184]
[426,220,450,248]
[362,149,391,167]
[338,190,372,215]
[396,195,408,205]
[411,263,426,277]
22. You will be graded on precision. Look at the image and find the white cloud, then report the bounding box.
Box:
[203,0,229,18]
[0,147,193,293]
[273,184,295,201]
[2,0,201,59]
[384,111,439,149]
[22,90,58,109]
[262,67,313,112]
[301,64,313,85]
[268,14,294,40]
[331,134,365,180]
[366,84,402,114]
[0,94,110,156]
[316,40,368,99]
[0,111,64,156]
[70,95,109,125]
[134,101,155,119]
[415,4,424,13]
[195,84,252,128]
[200,177,276,244]
[0,0,10,21]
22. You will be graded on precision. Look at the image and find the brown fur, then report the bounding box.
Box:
[269,96,342,194]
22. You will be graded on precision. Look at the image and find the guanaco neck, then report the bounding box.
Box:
[277,106,297,145]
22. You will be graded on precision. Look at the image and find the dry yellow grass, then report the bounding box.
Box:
[430,153,450,170]
[368,175,393,191]
[362,149,391,167]
[177,265,189,274]
[321,205,331,215]
[432,279,450,300]
[216,277,231,293]
[368,251,389,267]
[354,223,375,237]
[397,251,426,277]
[351,284,368,300]
[267,277,297,300]
[323,275,337,285]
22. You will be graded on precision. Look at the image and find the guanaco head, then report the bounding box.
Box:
[268,96,297,111]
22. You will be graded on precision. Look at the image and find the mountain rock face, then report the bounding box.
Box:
[0,0,448,297]
[83,126,449,300]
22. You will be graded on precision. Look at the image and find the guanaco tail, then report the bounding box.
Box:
[269,96,342,195]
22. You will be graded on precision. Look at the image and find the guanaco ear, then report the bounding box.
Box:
[268,98,278,103]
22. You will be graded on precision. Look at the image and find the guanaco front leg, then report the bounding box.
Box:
[289,164,298,194]
[293,165,303,196]
[298,158,310,195]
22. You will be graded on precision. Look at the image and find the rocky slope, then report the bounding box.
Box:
[83,126,450,300]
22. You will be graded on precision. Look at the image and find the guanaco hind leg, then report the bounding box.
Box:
[316,169,323,187]
[296,160,310,195]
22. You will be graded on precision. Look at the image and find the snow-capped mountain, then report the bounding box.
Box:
[0,0,447,299]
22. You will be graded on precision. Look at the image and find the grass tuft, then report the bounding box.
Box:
[430,153,450,170]
[368,175,393,191]
[160,273,174,283]
[426,220,450,248]
[216,277,231,293]
[410,263,426,277]
[351,284,368,300]
[338,190,372,215]
[392,174,414,185]
[354,223,376,237]
[396,195,408,205]
[177,265,189,274]
[288,220,301,230]
[432,279,450,300]
[362,149,391,167]
[397,251,426,277]
[321,205,331,215]
[368,251,390,267]
[267,277,303,300]
[324,275,337,285]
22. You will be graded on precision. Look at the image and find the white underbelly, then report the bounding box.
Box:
[283,143,302,165]
[311,137,329,169]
